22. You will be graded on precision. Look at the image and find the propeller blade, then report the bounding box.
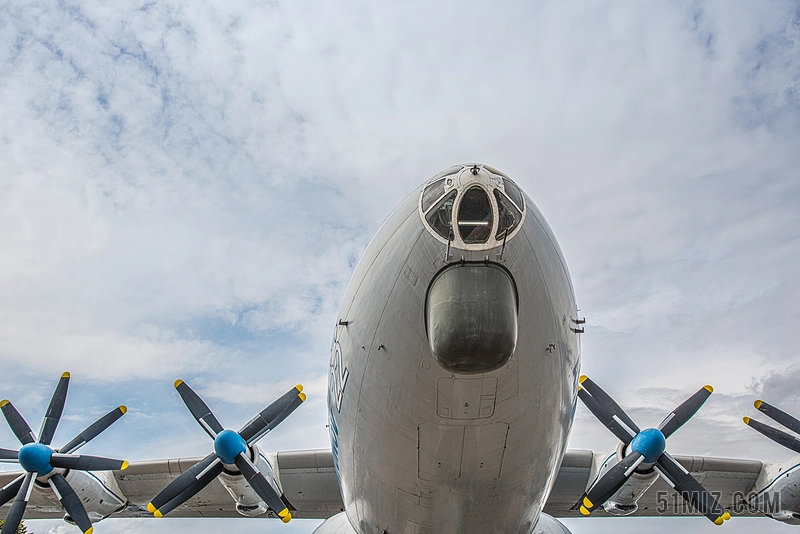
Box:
[234,452,292,523]
[60,405,127,454]
[0,447,18,462]
[148,452,222,517]
[578,387,636,444]
[0,400,36,445]
[744,417,800,454]
[50,453,129,472]
[579,451,644,515]
[154,458,224,518]
[579,376,640,435]
[655,452,730,525]
[174,380,224,439]
[239,385,306,444]
[39,372,71,445]
[755,400,800,436]
[0,474,25,507]
[658,385,713,438]
[49,472,94,533]
[1,472,34,534]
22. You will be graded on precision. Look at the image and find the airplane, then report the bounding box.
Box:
[1,163,799,533]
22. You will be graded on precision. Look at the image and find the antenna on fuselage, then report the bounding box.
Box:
[497,223,508,262]
[444,224,453,262]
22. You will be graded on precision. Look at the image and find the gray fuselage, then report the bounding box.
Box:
[328,165,581,534]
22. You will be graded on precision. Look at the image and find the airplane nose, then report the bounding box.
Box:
[426,263,518,374]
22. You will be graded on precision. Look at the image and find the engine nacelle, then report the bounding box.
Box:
[587,444,659,516]
[601,468,659,516]
[531,513,572,534]
[217,443,284,518]
[47,469,127,524]
[769,510,800,525]
[312,512,359,534]
[748,455,800,524]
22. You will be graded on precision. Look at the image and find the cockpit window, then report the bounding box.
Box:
[426,190,457,239]
[421,179,446,213]
[457,187,492,244]
[494,189,522,240]
[502,178,524,211]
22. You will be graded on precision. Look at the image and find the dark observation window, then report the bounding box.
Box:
[421,179,446,213]
[502,178,524,211]
[426,190,457,239]
[457,187,493,244]
[494,190,523,239]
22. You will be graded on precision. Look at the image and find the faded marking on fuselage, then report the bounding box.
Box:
[328,404,342,482]
[403,265,418,286]
[330,341,349,413]
[328,338,348,482]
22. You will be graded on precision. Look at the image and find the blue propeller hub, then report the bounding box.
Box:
[629,428,667,463]
[18,443,54,475]
[214,429,247,465]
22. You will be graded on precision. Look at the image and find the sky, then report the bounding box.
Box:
[0,0,799,532]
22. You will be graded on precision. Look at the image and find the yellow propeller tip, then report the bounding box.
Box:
[704,385,713,393]
[0,399,9,408]
[281,513,292,523]
[743,416,751,425]
[579,375,588,384]
[299,392,307,402]
[121,461,129,470]
[579,506,590,516]
[154,510,163,518]
[295,384,303,393]
[119,405,128,414]
[174,379,184,388]
[754,400,763,410]
[147,502,156,513]
[714,516,724,525]
[62,372,71,378]
[85,527,93,534]
[577,385,583,392]
[722,511,731,521]
[583,496,594,508]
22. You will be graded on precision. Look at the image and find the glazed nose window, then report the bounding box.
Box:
[426,190,458,239]
[457,186,493,244]
[494,189,522,240]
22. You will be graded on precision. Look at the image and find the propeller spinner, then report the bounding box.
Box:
[577,375,731,525]
[146,380,306,522]
[0,373,128,534]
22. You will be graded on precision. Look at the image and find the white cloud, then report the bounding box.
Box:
[1,0,799,532]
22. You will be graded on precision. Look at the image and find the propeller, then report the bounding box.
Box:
[0,373,128,534]
[147,380,306,522]
[744,400,800,454]
[577,375,730,525]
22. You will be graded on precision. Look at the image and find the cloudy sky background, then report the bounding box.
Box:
[1,0,799,532]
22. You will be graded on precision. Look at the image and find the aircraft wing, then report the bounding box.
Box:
[0,448,764,520]
[0,449,344,520]
[544,449,765,518]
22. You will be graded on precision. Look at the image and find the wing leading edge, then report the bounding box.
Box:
[1,448,765,521]
[0,449,344,520]
[544,449,764,518]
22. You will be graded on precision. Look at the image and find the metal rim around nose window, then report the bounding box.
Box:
[418,164,526,251]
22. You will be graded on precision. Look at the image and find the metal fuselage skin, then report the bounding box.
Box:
[328,166,581,534]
